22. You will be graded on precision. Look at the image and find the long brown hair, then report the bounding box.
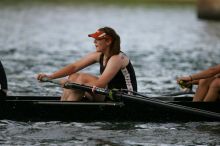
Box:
[98,27,121,62]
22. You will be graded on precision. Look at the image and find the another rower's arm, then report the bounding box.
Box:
[177,64,220,83]
[190,64,220,81]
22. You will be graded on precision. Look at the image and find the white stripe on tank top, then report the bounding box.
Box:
[121,67,133,94]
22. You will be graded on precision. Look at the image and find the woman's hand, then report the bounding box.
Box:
[37,73,52,81]
[176,76,192,84]
[176,76,193,89]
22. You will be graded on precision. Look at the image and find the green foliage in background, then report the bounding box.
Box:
[0,0,196,6]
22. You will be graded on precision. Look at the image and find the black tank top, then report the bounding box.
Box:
[99,53,137,92]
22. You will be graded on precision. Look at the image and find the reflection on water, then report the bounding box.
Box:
[0,3,220,145]
[0,120,219,145]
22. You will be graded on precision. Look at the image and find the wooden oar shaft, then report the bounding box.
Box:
[64,82,220,120]
[64,82,110,95]
[42,79,220,120]
[118,93,220,120]
[68,82,220,120]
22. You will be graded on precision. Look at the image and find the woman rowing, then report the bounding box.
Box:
[177,64,220,102]
[37,27,137,101]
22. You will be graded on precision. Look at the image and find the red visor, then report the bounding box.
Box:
[88,31,107,39]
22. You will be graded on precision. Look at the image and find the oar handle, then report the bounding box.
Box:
[178,80,193,90]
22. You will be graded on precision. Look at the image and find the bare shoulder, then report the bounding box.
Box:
[108,53,129,67]
[111,52,129,60]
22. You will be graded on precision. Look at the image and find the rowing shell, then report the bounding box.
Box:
[0,95,219,122]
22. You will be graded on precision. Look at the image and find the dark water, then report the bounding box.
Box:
[0,120,219,145]
[0,3,220,145]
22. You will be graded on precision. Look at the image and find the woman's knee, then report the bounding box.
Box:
[210,78,220,88]
[76,73,87,83]
[68,73,87,83]
[69,73,98,84]
[198,78,213,87]
[198,79,207,86]
[68,73,80,81]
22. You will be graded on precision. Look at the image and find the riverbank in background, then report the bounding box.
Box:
[0,0,196,6]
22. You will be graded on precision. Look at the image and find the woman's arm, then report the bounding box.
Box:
[37,52,101,80]
[190,64,220,80]
[88,55,123,88]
